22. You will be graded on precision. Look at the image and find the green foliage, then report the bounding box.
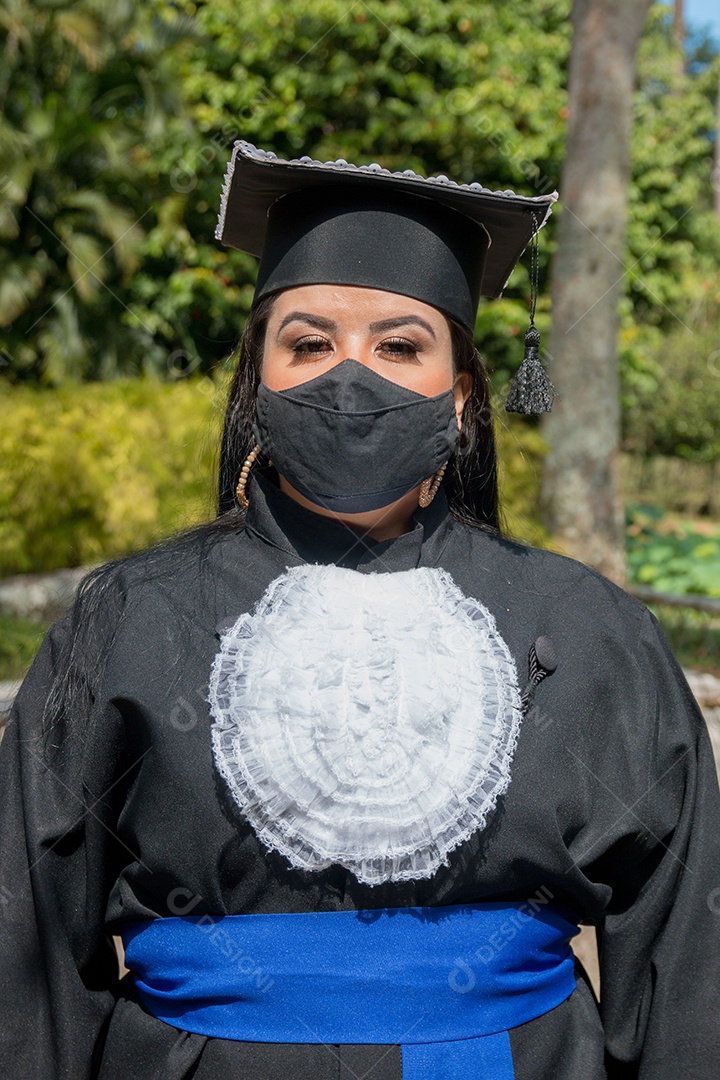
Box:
[2,0,573,384]
[643,604,720,678]
[128,0,572,389]
[619,5,720,396]
[0,0,719,486]
[629,6,720,326]
[626,504,720,597]
[496,414,547,546]
[622,318,720,461]
[0,0,204,381]
[0,612,49,681]
[0,377,226,575]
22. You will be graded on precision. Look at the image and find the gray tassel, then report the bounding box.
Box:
[504,325,554,415]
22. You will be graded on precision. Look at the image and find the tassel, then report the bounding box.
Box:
[504,210,554,415]
[504,325,554,414]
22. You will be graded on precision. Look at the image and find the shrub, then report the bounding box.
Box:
[0,376,548,576]
[495,415,547,546]
[622,316,720,463]
[0,376,226,576]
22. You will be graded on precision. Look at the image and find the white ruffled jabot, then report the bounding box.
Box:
[209,564,522,885]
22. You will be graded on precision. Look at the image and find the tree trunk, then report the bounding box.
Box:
[673,0,685,51]
[673,0,686,76]
[541,0,652,585]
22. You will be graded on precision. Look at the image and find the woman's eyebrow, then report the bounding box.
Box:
[368,316,436,340]
[277,312,337,334]
[276,312,437,341]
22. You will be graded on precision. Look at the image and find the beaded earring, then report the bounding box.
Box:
[418,460,448,508]
[235,444,263,509]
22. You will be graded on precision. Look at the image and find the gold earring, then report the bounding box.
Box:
[236,444,263,509]
[418,460,448,508]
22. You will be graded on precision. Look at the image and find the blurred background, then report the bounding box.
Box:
[1,0,720,703]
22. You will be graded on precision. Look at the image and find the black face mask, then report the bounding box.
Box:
[252,357,460,514]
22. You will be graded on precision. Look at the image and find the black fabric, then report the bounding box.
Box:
[2,468,720,1079]
[254,185,490,329]
[252,356,461,512]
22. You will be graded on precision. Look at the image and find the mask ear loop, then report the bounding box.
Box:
[504,211,554,415]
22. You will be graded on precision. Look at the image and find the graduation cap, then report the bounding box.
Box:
[215,140,558,413]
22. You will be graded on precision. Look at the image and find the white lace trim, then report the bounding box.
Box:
[208,565,522,885]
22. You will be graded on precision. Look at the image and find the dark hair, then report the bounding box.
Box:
[39,292,502,742]
[219,294,501,530]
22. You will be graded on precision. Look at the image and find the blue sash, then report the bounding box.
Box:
[121,901,580,1079]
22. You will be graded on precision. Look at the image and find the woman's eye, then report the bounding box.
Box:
[291,336,332,357]
[378,337,421,359]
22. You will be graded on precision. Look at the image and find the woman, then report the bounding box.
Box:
[1,141,719,1080]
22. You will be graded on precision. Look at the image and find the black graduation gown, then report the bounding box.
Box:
[2,466,720,1080]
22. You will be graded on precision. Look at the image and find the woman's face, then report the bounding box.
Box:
[261,284,472,425]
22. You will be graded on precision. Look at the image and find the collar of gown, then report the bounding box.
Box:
[243,465,456,572]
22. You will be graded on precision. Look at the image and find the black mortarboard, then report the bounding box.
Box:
[215,141,558,411]
[216,141,561,410]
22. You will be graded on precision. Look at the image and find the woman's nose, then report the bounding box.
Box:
[330,338,374,367]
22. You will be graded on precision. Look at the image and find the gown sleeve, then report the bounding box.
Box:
[0,591,127,1080]
[598,608,720,1079]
